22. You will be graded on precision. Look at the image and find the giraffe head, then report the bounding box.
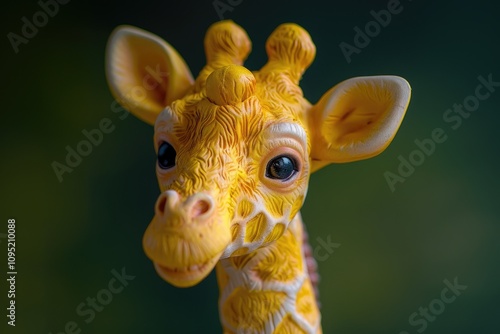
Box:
[106,21,410,287]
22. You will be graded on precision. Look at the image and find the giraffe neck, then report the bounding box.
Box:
[216,213,321,334]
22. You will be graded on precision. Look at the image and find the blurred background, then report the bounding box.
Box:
[1,0,499,333]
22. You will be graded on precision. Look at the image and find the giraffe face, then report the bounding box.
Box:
[144,68,312,287]
[106,20,411,288]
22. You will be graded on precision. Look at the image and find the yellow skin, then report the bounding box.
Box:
[106,21,411,334]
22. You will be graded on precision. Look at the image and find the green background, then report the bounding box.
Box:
[1,0,499,333]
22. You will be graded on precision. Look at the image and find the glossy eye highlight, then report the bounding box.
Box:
[157,142,176,169]
[266,155,298,181]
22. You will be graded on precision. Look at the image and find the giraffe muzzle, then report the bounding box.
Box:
[143,190,232,287]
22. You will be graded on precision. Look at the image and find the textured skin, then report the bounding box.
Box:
[105,20,411,333]
[218,214,320,333]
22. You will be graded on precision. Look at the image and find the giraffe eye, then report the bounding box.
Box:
[158,141,176,169]
[266,155,298,181]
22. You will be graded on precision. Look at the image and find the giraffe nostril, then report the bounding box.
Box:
[155,191,213,222]
[192,201,209,217]
[156,195,167,216]
[188,194,214,220]
[155,191,180,217]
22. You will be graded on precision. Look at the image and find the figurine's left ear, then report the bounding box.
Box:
[308,76,411,172]
[106,25,194,125]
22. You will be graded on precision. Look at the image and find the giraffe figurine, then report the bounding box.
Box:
[106,20,411,333]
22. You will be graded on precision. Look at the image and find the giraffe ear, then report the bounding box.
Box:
[308,76,411,171]
[105,25,194,125]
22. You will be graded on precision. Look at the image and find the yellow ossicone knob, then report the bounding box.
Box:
[206,65,256,106]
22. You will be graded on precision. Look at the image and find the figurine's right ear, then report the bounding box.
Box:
[106,25,194,125]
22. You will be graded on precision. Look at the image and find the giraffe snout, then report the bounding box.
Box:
[155,190,215,225]
[144,190,230,287]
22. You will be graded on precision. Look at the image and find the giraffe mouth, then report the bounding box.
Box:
[153,252,222,288]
